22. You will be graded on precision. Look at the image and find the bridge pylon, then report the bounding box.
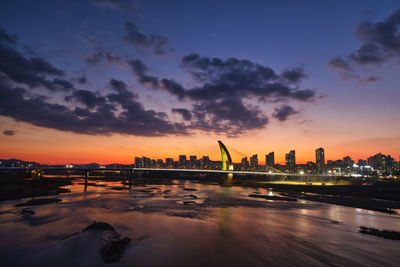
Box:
[218,140,233,171]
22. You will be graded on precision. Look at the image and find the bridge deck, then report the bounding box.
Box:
[0,167,342,177]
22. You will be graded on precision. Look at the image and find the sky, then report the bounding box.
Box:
[0,0,399,164]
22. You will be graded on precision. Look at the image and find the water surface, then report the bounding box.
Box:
[1,179,399,266]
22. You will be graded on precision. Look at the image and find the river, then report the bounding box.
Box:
[0,179,399,266]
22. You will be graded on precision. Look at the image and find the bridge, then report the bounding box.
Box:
[0,140,339,179]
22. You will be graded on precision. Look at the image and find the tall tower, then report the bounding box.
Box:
[315,147,326,174]
[218,140,232,171]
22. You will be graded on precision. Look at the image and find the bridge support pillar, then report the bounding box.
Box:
[85,171,89,184]
[129,170,133,189]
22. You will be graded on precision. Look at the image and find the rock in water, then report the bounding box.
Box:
[82,221,131,263]
[21,208,35,217]
[83,221,115,232]
[99,237,131,264]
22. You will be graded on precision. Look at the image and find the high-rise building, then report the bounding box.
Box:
[285,150,296,173]
[165,158,173,167]
[250,154,258,171]
[189,155,197,168]
[315,147,326,174]
[134,157,142,168]
[343,156,354,167]
[156,159,163,167]
[179,155,186,168]
[241,157,249,170]
[266,152,274,167]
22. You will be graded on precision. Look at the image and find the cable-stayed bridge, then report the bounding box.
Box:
[0,140,339,179]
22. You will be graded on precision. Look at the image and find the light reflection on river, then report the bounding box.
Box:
[0,178,400,266]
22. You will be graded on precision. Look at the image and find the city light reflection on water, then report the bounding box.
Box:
[0,178,399,266]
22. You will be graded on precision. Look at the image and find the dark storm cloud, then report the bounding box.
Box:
[172,108,192,121]
[329,8,400,81]
[272,105,298,121]
[92,0,135,11]
[0,78,188,136]
[0,28,68,91]
[3,130,15,136]
[124,22,171,56]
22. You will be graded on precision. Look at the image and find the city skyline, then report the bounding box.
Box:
[0,1,400,164]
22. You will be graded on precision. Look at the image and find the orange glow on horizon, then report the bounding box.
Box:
[1,117,399,165]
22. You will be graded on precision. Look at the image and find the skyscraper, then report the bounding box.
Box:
[315,147,326,174]
[165,158,173,167]
[250,154,258,171]
[189,155,197,168]
[241,157,249,171]
[266,152,274,167]
[179,155,186,168]
[285,150,296,173]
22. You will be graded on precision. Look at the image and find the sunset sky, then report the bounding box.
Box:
[0,0,399,164]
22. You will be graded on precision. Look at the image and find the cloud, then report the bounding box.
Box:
[349,43,386,65]
[78,74,87,84]
[65,89,105,108]
[172,108,192,121]
[86,49,123,65]
[180,53,315,102]
[0,78,188,136]
[3,130,15,136]
[191,97,269,136]
[365,75,381,82]
[328,8,400,81]
[125,54,318,136]
[160,79,185,100]
[124,22,171,56]
[0,28,17,45]
[91,0,135,12]
[0,28,68,91]
[128,59,159,87]
[327,57,353,71]
[281,68,308,83]
[0,26,320,137]
[272,105,298,121]
[53,78,75,90]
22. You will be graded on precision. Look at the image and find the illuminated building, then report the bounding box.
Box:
[266,152,274,167]
[285,150,296,173]
[315,147,326,174]
[241,157,249,171]
[250,154,258,171]
[179,155,186,168]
